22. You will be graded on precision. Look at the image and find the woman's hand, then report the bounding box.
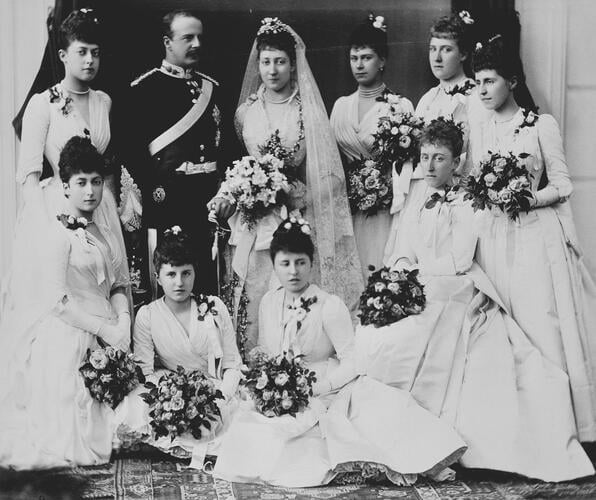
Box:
[208,197,236,222]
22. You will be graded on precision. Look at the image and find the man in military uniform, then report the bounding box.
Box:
[123,10,233,296]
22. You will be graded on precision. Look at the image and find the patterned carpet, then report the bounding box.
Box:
[3,449,596,500]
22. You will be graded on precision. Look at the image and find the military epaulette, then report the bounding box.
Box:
[130,68,159,87]
[196,72,219,87]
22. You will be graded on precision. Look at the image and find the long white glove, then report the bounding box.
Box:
[220,368,242,399]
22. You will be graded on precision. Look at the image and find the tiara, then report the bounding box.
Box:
[458,10,474,25]
[368,13,387,32]
[164,225,183,237]
[257,17,290,36]
[282,216,311,235]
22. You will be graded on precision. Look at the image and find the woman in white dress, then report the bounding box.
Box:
[213,17,362,351]
[471,36,596,443]
[6,9,129,314]
[0,136,131,469]
[385,11,486,260]
[374,118,593,481]
[214,218,467,487]
[117,228,242,463]
[330,15,414,278]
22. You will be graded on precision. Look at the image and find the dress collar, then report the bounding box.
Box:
[160,60,195,79]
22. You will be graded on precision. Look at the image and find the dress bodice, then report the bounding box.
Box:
[236,85,306,170]
[18,84,111,183]
[257,284,353,370]
[62,223,126,319]
[415,78,486,124]
[134,296,240,376]
[330,91,414,162]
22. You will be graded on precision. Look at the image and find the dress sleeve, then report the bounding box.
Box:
[420,201,477,276]
[535,114,573,206]
[133,305,155,376]
[17,93,50,183]
[213,297,241,370]
[234,102,249,143]
[389,215,418,269]
[401,96,415,115]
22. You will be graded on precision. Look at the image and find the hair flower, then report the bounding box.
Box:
[369,13,387,32]
[475,42,483,51]
[164,225,182,237]
[459,10,474,25]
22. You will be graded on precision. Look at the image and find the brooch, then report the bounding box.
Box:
[153,186,166,203]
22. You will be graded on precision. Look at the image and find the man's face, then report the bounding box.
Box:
[164,15,203,68]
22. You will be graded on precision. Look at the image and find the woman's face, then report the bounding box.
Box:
[428,37,465,82]
[157,263,195,303]
[59,40,100,83]
[259,47,294,93]
[420,142,459,189]
[475,69,514,111]
[350,46,385,87]
[273,250,312,295]
[63,171,103,217]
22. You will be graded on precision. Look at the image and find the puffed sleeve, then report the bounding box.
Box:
[133,305,155,376]
[415,90,431,117]
[535,114,573,207]
[17,92,50,183]
[322,295,357,390]
[213,296,241,370]
[234,101,250,142]
[401,96,415,115]
[419,201,477,276]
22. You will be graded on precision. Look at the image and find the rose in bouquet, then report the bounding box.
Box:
[140,366,224,441]
[359,267,426,328]
[464,151,533,221]
[242,349,317,418]
[347,158,393,215]
[373,94,424,174]
[80,346,145,409]
[221,154,289,228]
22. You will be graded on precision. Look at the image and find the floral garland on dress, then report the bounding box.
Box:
[287,295,317,332]
[514,108,539,135]
[424,184,464,210]
[49,84,73,116]
[445,80,475,97]
[194,293,218,321]
[57,213,89,230]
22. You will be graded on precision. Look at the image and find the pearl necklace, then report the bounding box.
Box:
[263,90,293,104]
[65,86,90,95]
[358,83,386,99]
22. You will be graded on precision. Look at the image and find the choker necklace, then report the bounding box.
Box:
[65,86,90,95]
[263,90,293,104]
[358,83,386,99]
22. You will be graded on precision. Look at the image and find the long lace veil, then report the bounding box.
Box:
[237,25,364,313]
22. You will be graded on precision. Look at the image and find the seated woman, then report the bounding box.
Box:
[213,218,466,487]
[117,227,242,463]
[0,136,130,469]
[366,119,594,482]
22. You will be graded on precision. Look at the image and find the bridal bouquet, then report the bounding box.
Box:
[464,151,533,221]
[258,130,301,182]
[221,154,289,228]
[80,346,144,409]
[140,366,224,441]
[347,158,393,215]
[373,95,424,174]
[359,267,426,328]
[242,349,317,418]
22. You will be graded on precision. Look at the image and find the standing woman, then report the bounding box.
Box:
[217,17,362,351]
[11,9,129,306]
[472,36,596,442]
[330,15,414,278]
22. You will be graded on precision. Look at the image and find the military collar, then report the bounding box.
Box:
[160,60,196,80]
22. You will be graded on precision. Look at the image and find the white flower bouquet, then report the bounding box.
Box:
[221,154,289,228]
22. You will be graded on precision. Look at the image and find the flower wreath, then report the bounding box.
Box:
[281,216,312,235]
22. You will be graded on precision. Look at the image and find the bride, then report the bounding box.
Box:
[213,17,362,351]
[0,136,130,469]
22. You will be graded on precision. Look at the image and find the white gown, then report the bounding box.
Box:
[374,191,594,481]
[0,221,129,469]
[330,91,414,278]
[117,296,241,460]
[214,284,467,487]
[472,108,596,442]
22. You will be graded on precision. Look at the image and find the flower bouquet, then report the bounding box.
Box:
[140,366,224,441]
[242,349,317,417]
[359,267,426,328]
[221,154,289,228]
[258,129,303,182]
[347,158,393,215]
[373,94,424,174]
[464,151,533,221]
[80,346,144,409]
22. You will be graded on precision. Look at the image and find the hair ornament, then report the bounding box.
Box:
[79,8,99,24]
[282,216,312,235]
[458,10,474,25]
[258,17,290,36]
[164,225,183,237]
[368,13,387,32]
[475,42,483,52]
[488,34,502,44]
